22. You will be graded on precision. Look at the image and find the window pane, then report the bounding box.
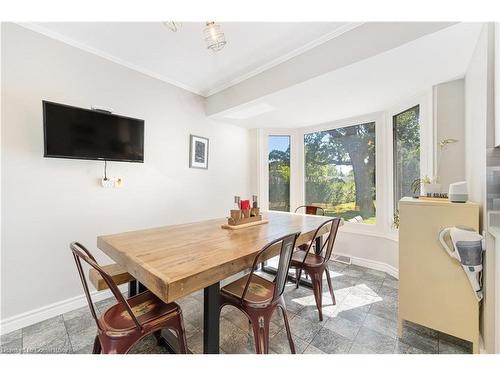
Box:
[393,106,420,211]
[268,135,290,212]
[304,123,376,224]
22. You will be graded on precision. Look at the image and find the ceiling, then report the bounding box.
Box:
[19,22,483,129]
[21,22,355,96]
[211,22,483,128]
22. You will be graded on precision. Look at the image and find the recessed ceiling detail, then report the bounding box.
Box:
[210,23,483,129]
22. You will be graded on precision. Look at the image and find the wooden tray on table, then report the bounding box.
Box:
[221,209,269,230]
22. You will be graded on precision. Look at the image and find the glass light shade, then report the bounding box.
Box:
[204,22,227,52]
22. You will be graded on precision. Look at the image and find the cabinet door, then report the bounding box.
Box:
[399,200,479,345]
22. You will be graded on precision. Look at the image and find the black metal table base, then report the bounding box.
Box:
[127,280,220,354]
[261,236,323,289]
[203,282,220,354]
[261,264,313,288]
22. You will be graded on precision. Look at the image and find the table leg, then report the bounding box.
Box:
[262,264,313,288]
[315,235,323,255]
[138,282,147,293]
[203,282,220,354]
[128,280,137,297]
[261,236,324,288]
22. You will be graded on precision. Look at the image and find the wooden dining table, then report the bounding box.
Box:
[97,211,331,354]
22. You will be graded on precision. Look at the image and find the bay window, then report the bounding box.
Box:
[260,95,429,236]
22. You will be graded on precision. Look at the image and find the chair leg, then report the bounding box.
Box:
[324,268,336,305]
[173,313,189,354]
[278,304,296,354]
[295,268,302,289]
[309,271,324,321]
[153,330,163,345]
[249,313,271,354]
[105,339,138,354]
[92,335,101,354]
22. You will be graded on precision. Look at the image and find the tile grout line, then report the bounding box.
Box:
[20,326,23,354]
[306,272,356,353]
[61,314,75,354]
[348,271,390,353]
[305,264,385,353]
[299,265,361,353]
[20,326,25,354]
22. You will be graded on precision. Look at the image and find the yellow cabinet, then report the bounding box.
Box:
[398,197,480,353]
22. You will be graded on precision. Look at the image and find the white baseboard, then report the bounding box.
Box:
[0,284,128,335]
[335,251,399,279]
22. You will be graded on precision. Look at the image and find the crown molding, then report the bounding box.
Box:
[202,22,364,96]
[15,22,205,96]
[16,22,363,98]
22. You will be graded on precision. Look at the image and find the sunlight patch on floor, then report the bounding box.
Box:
[291,284,383,312]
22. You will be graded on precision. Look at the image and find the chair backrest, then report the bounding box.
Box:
[242,232,300,305]
[70,242,142,331]
[302,218,341,266]
[295,205,325,216]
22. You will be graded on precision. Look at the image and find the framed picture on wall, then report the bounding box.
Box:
[189,134,209,169]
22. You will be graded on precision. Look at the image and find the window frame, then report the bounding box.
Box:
[258,129,297,212]
[298,112,385,234]
[386,90,434,236]
[392,104,421,212]
[267,134,292,212]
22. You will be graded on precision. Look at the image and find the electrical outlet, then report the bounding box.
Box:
[101,177,123,188]
[101,178,114,188]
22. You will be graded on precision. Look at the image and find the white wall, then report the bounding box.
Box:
[465,27,488,227]
[434,79,465,191]
[0,24,254,324]
[464,23,496,353]
[334,233,398,275]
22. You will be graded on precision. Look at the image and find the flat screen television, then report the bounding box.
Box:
[43,101,144,162]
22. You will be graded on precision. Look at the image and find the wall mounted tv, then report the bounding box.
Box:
[43,101,144,163]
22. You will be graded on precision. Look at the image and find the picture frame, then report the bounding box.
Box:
[189,134,209,169]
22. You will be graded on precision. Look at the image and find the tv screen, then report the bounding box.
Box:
[43,101,144,162]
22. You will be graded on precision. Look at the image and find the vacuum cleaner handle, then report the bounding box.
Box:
[439,227,455,258]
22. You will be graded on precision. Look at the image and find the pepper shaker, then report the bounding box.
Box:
[252,195,258,208]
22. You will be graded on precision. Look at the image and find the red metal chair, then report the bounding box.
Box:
[70,242,188,354]
[290,218,341,321]
[294,205,325,216]
[219,232,300,354]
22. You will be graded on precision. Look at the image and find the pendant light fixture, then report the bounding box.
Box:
[204,21,227,52]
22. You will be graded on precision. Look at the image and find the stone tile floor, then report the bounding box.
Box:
[0,262,472,354]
